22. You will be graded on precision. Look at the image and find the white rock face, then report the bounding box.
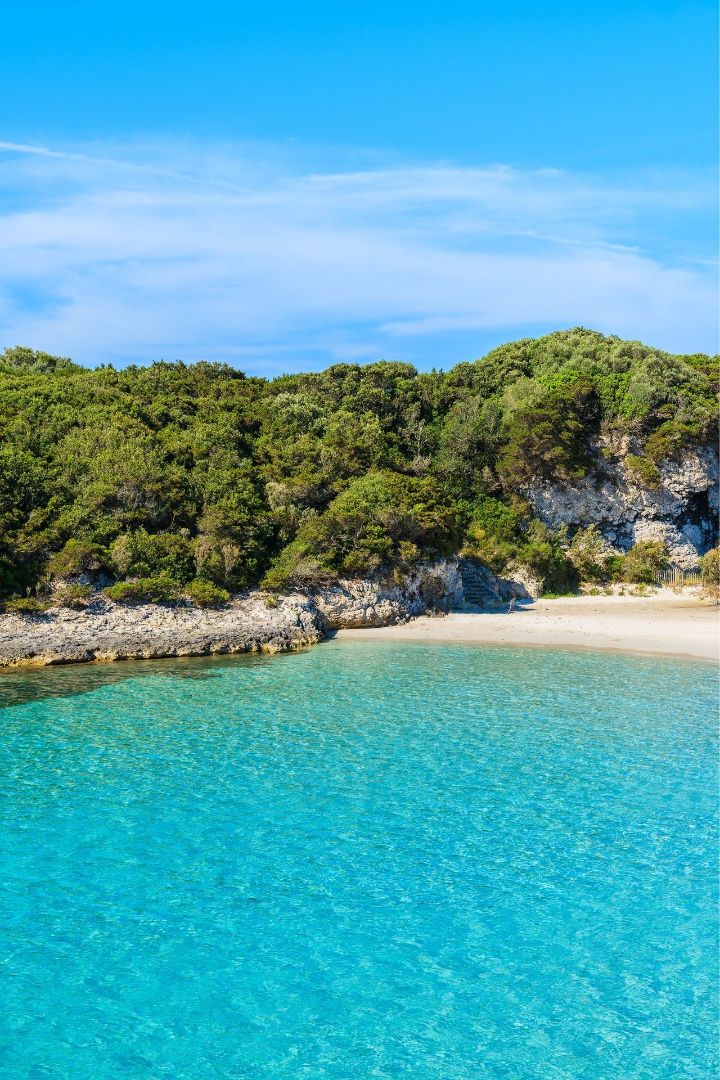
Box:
[311,559,464,629]
[525,446,719,568]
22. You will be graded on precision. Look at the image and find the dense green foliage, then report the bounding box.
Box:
[0,329,716,601]
[700,547,720,601]
[609,540,669,584]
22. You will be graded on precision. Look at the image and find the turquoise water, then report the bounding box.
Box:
[0,641,717,1079]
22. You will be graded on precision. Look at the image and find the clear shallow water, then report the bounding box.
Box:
[0,642,717,1079]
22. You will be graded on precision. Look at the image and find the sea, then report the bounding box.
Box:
[1,640,717,1078]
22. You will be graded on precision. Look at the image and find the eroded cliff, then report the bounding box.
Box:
[524,443,718,568]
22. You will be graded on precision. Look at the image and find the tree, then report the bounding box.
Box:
[566,526,607,583]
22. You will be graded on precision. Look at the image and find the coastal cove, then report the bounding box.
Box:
[1,331,717,618]
[0,574,716,670]
[3,3,718,1074]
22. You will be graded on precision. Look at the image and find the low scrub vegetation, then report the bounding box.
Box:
[2,596,50,615]
[52,582,94,608]
[183,580,231,607]
[700,547,720,601]
[103,576,180,604]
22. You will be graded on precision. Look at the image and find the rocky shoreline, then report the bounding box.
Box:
[0,561,465,670]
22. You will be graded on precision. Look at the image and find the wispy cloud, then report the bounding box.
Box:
[0,141,87,159]
[0,139,716,370]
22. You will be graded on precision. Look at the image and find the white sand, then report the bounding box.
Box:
[334,591,719,662]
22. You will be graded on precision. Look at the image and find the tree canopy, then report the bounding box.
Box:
[0,329,716,600]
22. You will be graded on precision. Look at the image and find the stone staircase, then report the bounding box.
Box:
[458,560,503,609]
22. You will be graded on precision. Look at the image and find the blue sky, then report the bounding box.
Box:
[0,0,717,371]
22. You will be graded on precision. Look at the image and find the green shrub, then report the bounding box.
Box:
[466,495,522,543]
[183,579,230,608]
[624,454,662,489]
[397,540,421,566]
[460,532,517,573]
[47,539,108,580]
[3,596,50,614]
[109,530,195,583]
[53,582,93,608]
[459,496,526,571]
[566,525,607,583]
[644,421,704,465]
[616,541,668,583]
[700,546,719,583]
[515,520,577,594]
[262,542,334,591]
[604,555,625,581]
[700,547,719,600]
[103,576,180,604]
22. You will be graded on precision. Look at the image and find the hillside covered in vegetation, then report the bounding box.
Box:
[0,329,717,606]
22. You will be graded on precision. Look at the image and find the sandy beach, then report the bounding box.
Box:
[334,591,720,662]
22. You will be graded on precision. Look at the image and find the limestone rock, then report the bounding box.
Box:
[0,560,464,669]
[311,559,463,630]
[524,445,718,568]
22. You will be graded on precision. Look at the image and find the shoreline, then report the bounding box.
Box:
[334,592,719,663]
[0,587,716,672]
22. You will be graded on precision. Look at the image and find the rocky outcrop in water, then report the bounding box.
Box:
[525,444,718,568]
[0,561,463,669]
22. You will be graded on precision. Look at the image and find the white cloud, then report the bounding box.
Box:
[0,139,716,369]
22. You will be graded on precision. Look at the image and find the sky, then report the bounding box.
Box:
[0,0,717,372]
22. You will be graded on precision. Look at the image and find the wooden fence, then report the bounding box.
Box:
[652,567,702,587]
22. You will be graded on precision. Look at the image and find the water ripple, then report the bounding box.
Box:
[0,642,717,1078]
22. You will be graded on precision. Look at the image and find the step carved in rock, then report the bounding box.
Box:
[459,560,503,608]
